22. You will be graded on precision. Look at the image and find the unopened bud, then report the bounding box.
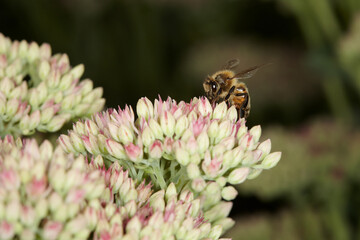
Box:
[261,152,281,169]
[227,167,250,184]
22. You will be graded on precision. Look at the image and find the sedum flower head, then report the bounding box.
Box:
[0,33,105,137]
[89,158,232,240]
[60,96,281,198]
[0,136,106,240]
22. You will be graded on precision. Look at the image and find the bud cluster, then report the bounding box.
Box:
[89,157,231,240]
[0,33,105,136]
[60,96,281,194]
[0,136,106,240]
[0,136,234,240]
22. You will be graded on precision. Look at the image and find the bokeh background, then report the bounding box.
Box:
[1,0,360,239]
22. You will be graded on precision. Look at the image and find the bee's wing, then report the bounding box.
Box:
[223,59,240,70]
[234,63,271,80]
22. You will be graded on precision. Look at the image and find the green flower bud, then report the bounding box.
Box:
[227,167,250,184]
[212,102,227,120]
[27,42,40,62]
[221,186,238,201]
[160,111,175,137]
[136,97,154,120]
[149,119,163,140]
[38,60,50,81]
[261,152,281,169]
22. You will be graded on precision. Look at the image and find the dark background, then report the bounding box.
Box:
[2,0,360,239]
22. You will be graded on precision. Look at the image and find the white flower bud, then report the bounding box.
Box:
[227,167,250,184]
[212,101,227,120]
[261,152,281,169]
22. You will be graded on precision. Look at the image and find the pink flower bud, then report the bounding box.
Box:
[66,189,86,204]
[58,135,76,153]
[149,140,163,159]
[198,97,212,117]
[238,133,256,150]
[20,206,36,227]
[163,137,174,154]
[0,169,20,191]
[124,143,143,162]
[81,135,100,155]
[26,177,47,201]
[202,151,223,178]
[0,221,15,240]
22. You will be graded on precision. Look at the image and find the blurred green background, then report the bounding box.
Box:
[1,0,360,239]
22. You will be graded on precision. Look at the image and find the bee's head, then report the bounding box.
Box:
[203,76,220,101]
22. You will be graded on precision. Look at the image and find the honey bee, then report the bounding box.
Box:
[203,59,264,119]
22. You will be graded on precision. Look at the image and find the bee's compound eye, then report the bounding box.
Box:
[211,83,217,91]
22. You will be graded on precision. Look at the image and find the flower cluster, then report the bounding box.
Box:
[60,96,281,194]
[0,137,231,240]
[0,33,105,136]
[0,136,106,240]
[90,157,233,240]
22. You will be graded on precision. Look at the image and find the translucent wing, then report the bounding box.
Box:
[234,63,271,80]
[223,59,240,70]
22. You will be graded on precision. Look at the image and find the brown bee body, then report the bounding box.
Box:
[203,59,262,119]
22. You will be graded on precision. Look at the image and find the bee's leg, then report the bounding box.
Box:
[238,108,245,120]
